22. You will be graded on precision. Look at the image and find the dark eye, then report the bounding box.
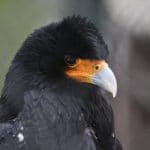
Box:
[95,66,99,70]
[64,55,76,66]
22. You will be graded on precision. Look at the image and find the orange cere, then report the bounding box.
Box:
[65,58,106,83]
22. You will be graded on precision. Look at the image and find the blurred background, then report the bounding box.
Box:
[0,0,150,149]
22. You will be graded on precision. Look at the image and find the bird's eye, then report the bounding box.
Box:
[95,66,99,70]
[64,55,76,66]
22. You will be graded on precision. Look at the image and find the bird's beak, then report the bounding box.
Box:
[65,59,117,98]
[91,63,117,98]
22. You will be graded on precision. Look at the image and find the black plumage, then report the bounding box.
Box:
[0,16,122,150]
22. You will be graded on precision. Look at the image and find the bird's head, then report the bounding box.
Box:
[15,16,117,98]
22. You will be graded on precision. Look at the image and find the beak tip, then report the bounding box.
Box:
[112,91,117,98]
[112,82,117,99]
[112,83,117,98]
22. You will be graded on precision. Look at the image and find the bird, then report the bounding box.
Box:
[0,16,122,150]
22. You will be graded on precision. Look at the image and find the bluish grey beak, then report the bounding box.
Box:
[92,64,117,98]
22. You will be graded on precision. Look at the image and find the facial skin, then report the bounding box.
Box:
[65,58,117,98]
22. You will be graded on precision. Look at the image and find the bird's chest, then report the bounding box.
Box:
[22,91,113,148]
[54,98,113,141]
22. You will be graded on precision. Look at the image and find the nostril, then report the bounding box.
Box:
[95,66,99,70]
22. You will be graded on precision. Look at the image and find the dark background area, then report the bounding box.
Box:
[0,0,150,149]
